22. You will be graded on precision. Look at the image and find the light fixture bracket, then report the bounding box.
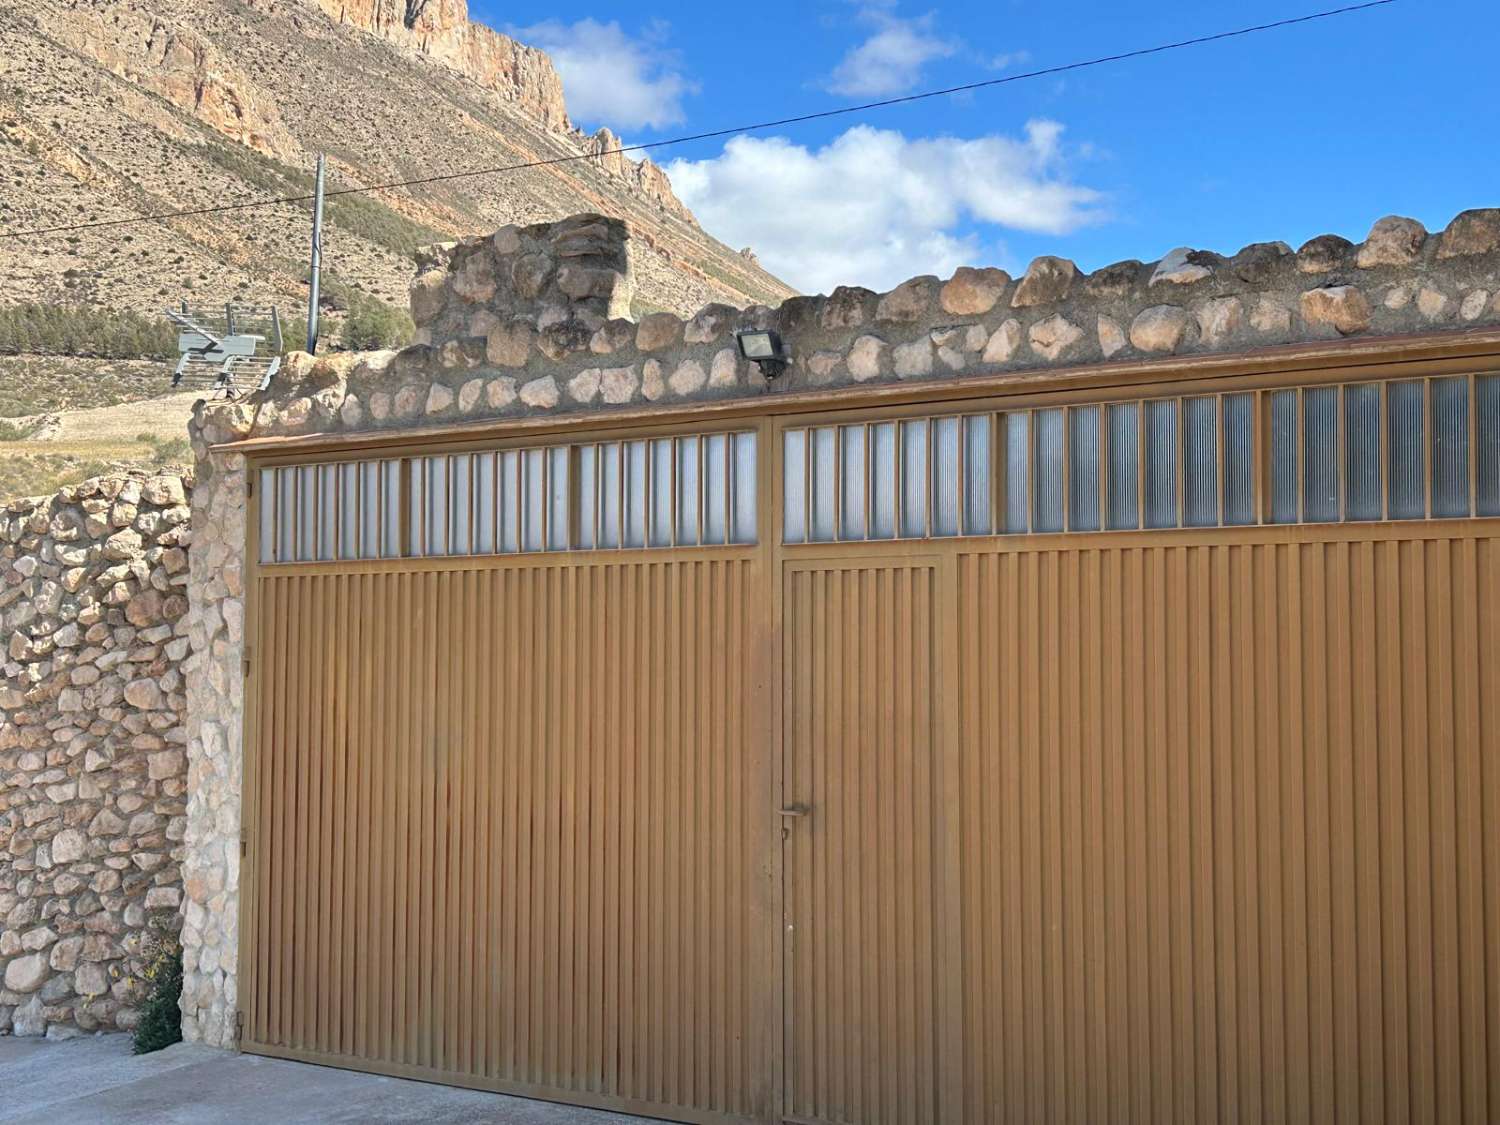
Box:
[735,329,789,379]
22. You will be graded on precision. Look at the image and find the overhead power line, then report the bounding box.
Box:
[0,1,1396,242]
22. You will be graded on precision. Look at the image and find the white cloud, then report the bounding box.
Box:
[988,49,1031,71]
[666,121,1105,294]
[513,19,695,132]
[826,7,955,97]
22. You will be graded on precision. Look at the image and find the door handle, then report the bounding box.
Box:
[779,803,811,818]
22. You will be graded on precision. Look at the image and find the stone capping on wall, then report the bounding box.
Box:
[175,206,1499,1049]
[188,207,1500,451]
[0,471,192,1039]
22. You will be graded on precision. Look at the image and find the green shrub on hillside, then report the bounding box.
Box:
[279,314,313,356]
[0,419,39,441]
[0,304,176,359]
[198,141,449,259]
[341,297,414,351]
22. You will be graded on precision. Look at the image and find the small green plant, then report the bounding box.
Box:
[139,432,192,464]
[341,297,414,351]
[280,314,313,356]
[132,932,183,1054]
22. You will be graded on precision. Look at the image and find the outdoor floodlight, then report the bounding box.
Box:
[736,329,788,379]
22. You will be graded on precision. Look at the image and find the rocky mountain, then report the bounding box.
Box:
[0,0,795,324]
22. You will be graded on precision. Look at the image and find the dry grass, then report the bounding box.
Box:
[0,385,200,501]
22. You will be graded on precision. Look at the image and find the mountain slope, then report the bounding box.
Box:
[0,0,795,322]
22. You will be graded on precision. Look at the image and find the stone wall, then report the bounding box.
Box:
[176,446,246,1048]
[178,205,1500,1047]
[0,471,192,1039]
[200,209,1500,450]
[409,212,636,352]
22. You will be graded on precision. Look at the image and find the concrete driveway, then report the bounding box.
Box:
[0,1035,656,1124]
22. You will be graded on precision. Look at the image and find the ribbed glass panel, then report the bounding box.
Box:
[1223,394,1256,526]
[474,453,497,554]
[522,448,546,551]
[316,464,338,560]
[297,465,318,562]
[840,425,867,541]
[423,456,449,556]
[1269,390,1298,524]
[498,450,522,553]
[382,460,403,558]
[575,445,597,550]
[548,447,570,551]
[783,429,808,545]
[1479,376,1500,517]
[336,463,359,559]
[596,443,622,549]
[1430,377,1470,518]
[258,469,276,563]
[1181,398,1218,527]
[1303,387,1339,523]
[1030,409,1065,534]
[932,416,962,537]
[451,454,474,555]
[1144,399,1179,529]
[1069,406,1101,532]
[732,431,757,544]
[623,441,647,549]
[649,438,674,548]
[810,426,838,543]
[406,460,424,556]
[1343,385,1382,521]
[1004,413,1030,533]
[703,434,729,546]
[677,436,702,546]
[1106,403,1139,530]
[359,461,383,559]
[870,422,897,539]
[901,420,929,538]
[964,415,993,535]
[1387,381,1426,519]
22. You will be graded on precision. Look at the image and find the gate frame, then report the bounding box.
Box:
[228,328,1500,1124]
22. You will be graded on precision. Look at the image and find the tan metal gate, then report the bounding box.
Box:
[239,347,1500,1125]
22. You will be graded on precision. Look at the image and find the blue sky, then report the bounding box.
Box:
[476,0,1495,294]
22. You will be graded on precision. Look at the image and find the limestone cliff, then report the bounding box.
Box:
[42,1,298,158]
[2,0,795,319]
[307,0,571,131]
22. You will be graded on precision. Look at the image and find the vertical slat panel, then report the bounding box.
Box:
[246,551,765,1121]
[950,527,1500,1125]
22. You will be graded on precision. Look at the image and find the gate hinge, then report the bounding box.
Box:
[246,473,254,500]
[239,830,248,860]
[233,1010,244,1042]
[242,646,252,679]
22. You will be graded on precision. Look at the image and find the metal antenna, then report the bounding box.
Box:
[306,153,326,354]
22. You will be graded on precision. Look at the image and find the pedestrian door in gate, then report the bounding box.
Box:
[782,558,961,1125]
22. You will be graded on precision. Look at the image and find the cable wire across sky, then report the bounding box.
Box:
[0,0,1398,242]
